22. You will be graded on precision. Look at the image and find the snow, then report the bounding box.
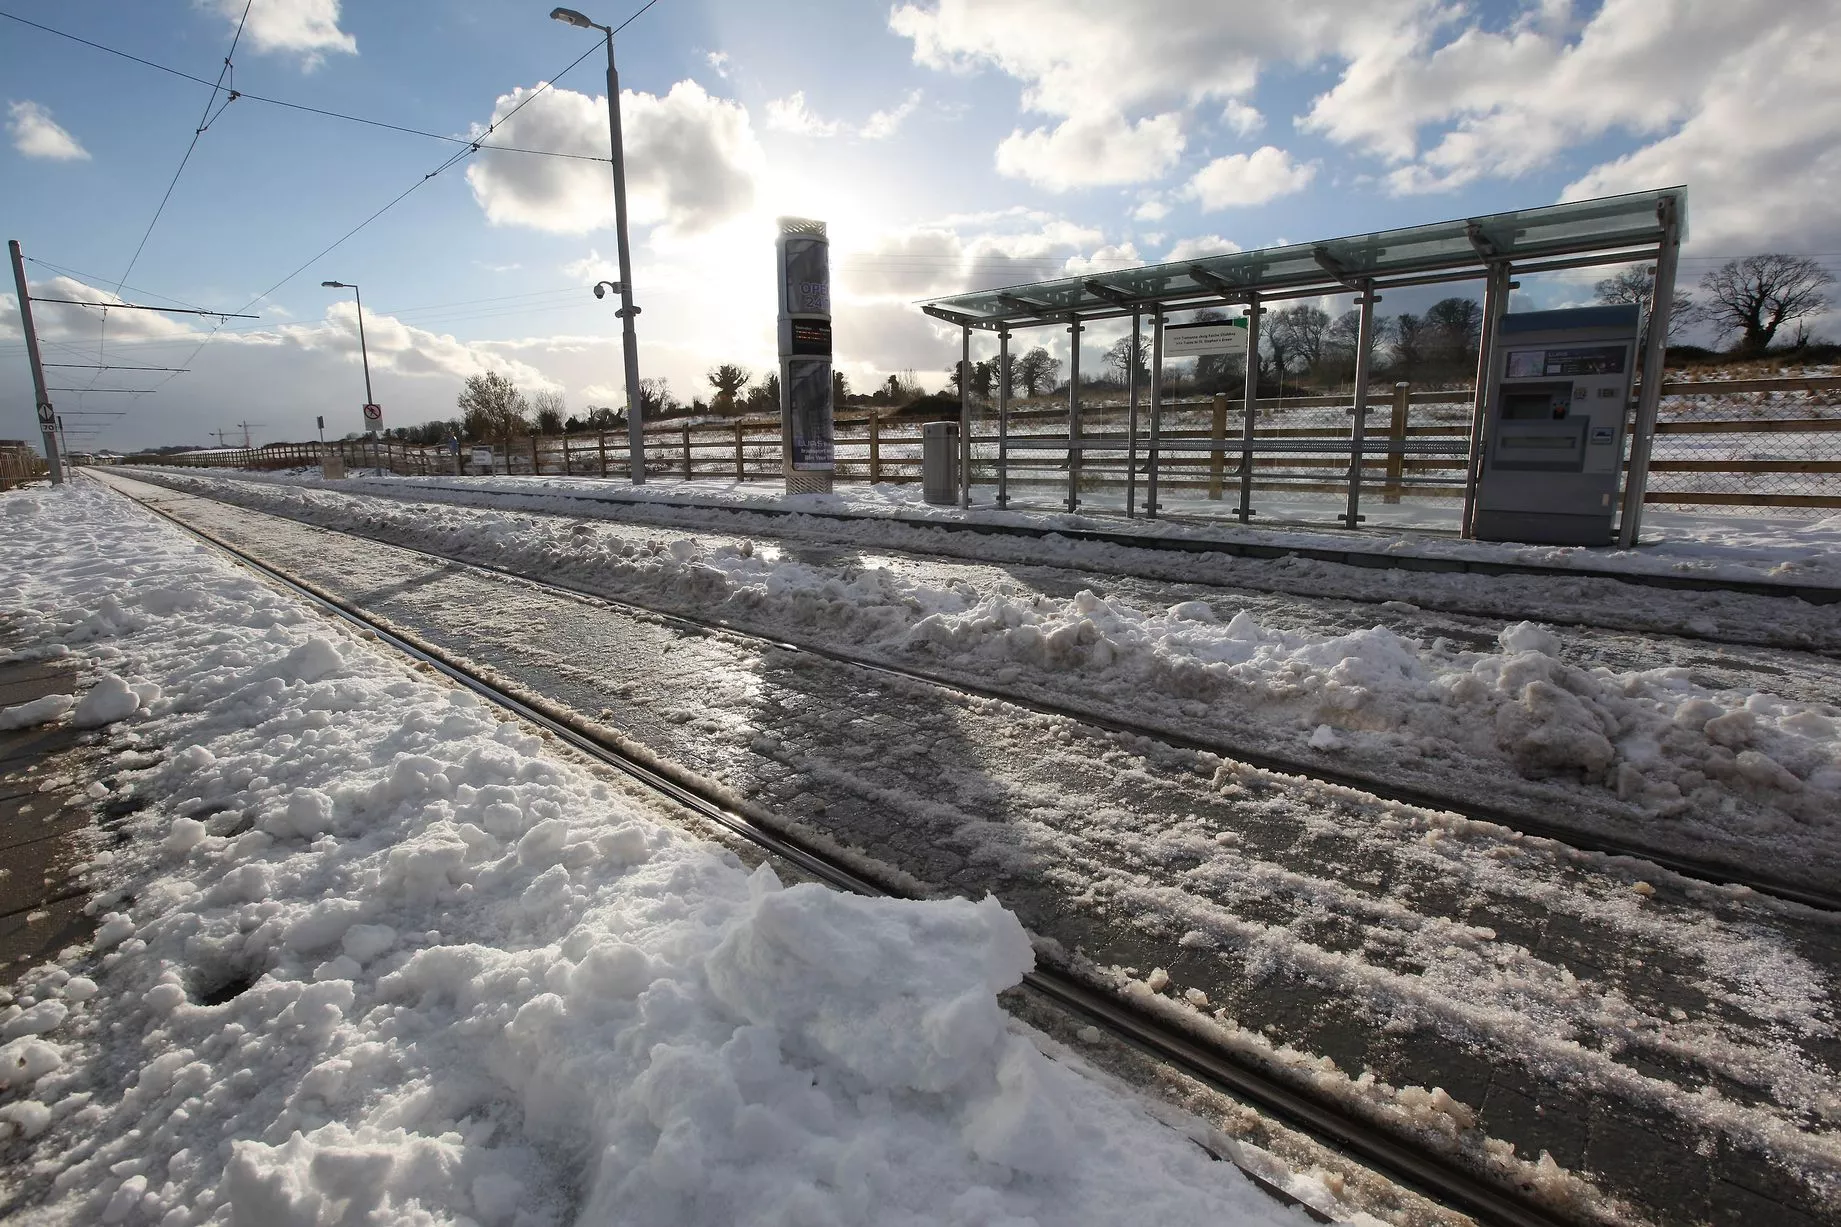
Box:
[148,465,1841,588]
[83,472,1841,1218]
[108,468,1841,893]
[0,480,1306,1224]
[0,694,75,730]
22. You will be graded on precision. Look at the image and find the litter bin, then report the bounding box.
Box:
[923,420,959,505]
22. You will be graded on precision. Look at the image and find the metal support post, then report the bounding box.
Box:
[996,326,1010,508]
[1066,316,1083,513]
[1146,307,1163,518]
[1237,293,1261,522]
[7,239,64,485]
[1339,281,1378,528]
[1460,263,1511,538]
[599,28,647,484]
[1618,197,1682,549]
[959,325,972,508]
[1126,310,1141,517]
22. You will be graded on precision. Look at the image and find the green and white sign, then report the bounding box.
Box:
[1165,317,1248,357]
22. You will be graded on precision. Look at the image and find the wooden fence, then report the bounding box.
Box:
[121,375,1841,516]
[0,444,49,491]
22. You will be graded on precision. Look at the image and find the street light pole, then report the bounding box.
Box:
[552,7,645,484]
[321,281,374,425]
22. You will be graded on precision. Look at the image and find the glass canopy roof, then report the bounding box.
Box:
[919,186,1687,328]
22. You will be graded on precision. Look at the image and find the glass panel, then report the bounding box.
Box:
[922,188,1686,322]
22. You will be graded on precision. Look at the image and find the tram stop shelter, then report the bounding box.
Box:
[917,186,1686,548]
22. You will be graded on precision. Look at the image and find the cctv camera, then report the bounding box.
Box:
[593,283,606,299]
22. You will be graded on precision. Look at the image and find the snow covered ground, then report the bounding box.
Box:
[115,469,1841,897]
[174,466,1841,589]
[0,480,1321,1225]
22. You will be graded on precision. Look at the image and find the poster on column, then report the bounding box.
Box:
[787,358,834,470]
[782,236,830,315]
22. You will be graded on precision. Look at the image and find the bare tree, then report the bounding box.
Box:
[531,389,567,434]
[638,377,680,419]
[457,372,530,439]
[1698,254,1834,354]
[1103,334,1151,386]
[1594,265,1700,342]
[1266,305,1330,376]
[1015,347,1061,396]
[706,363,750,414]
[1319,308,1391,384]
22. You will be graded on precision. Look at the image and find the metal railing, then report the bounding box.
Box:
[120,375,1841,526]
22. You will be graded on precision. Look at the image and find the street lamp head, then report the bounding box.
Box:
[550,7,596,29]
[321,281,350,288]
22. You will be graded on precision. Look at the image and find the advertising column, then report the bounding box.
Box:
[777,217,833,495]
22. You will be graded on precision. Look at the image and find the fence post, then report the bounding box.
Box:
[598,431,608,478]
[1238,294,1262,522]
[682,425,692,479]
[734,422,745,480]
[529,433,540,474]
[1208,393,1227,499]
[563,431,572,475]
[1385,381,1411,503]
[869,410,881,483]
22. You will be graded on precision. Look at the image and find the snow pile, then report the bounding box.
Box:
[105,472,1841,871]
[0,480,1297,1225]
[146,462,1841,587]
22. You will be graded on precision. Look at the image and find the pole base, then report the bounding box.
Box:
[785,471,832,496]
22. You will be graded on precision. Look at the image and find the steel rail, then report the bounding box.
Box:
[115,476,1840,913]
[108,474,1581,1227]
[326,474,1841,609]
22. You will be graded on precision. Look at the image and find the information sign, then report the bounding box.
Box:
[1164,318,1249,357]
[362,403,385,430]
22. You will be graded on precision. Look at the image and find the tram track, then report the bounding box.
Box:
[104,472,1608,1227]
[303,473,1841,610]
[107,473,1841,914]
[120,466,1841,663]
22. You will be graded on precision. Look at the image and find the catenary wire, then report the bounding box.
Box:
[0,10,610,162]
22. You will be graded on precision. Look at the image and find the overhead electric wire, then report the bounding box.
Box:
[0,9,609,162]
[114,1,250,310]
[130,11,631,405]
[82,1,250,407]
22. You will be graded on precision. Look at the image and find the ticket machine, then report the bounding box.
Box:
[1474,304,1640,545]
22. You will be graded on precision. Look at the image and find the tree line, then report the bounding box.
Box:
[935,251,1835,400]
[359,253,1832,446]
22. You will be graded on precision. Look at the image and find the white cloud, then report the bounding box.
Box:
[1164,235,1243,262]
[1185,146,1316,209]
[203,0,356,69]
[995,111,1185,191]
[767,88,926,141]
[706,51,731,78]
[562,249,619,283]
[7,101,89,161]
[3,276,576,448]
[465,81,763,237]
[833,211,1121,305]
[891,0,1430,187]
[1561,26,1841,252]
[1221,100,1264,137]
[1131,197,1170,223]
[1061,243,1142,276]
[765,91,842,138]
[1300,0,1840,212]
[862,90,924,140]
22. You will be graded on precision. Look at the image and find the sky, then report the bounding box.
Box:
[2,0,1837,452]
